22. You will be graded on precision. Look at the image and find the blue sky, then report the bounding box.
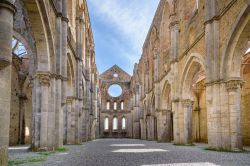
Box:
[87,0,160,75]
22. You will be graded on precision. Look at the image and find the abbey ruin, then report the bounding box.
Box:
[0,0,250,165]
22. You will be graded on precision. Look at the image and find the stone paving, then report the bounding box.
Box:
[9,139,250,166]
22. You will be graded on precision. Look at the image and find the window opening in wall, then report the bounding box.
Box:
[25,127,30,137]
[104,117,109,130]
[246,41,250,54]
[113,117,118,130]
[122,117,126,129]
[114,101,117,110]
[196,0,199,9]
[12,37,27,57]
[121,101,124,110]
[107,101,110,110]
[108,84,122,97]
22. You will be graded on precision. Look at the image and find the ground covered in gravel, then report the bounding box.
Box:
[8,139,250,166]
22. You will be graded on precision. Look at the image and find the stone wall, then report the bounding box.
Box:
[130,0,250,151]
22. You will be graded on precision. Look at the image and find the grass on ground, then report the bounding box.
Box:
[8,156,46,166]
[204,147,248,153]
[173,143,195,146]
[8,147,68,165]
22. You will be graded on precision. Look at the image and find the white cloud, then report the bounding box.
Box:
[89,0,159,63]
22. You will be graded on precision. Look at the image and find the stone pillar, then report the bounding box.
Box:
[206,82,223,149]
[0,1,15,165]
[75,99,81,144]
[172,100,181,144]
[65,97,72,143]
[183,99,193,144]
[70,99,76,143]
[169,14,179,63]
[32,72,51,150]
[159,109,173,142]
[226,80,243,150]
[61,0,68,146]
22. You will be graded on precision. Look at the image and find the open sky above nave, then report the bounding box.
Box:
[87,0,160,74]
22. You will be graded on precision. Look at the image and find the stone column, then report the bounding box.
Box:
[169,14,179,63]
[0,1,15,165]
[172,100,181,144]
[75,99,80,144]
[33,72,50,150]
[183,99,193,144]
[226,80,243,150]
[61,0,68,146]
[70,99,76,143]
[66,97,72,144]
[206,82,223,149]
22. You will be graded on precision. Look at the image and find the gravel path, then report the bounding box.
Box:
[9,139,250,166]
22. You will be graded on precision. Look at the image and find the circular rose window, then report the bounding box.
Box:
[108,84,122,97]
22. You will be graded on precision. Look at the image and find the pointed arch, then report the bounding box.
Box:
[221,4,250,79]
[23,0,55,72]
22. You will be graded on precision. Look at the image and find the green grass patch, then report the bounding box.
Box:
[173,143,195,146]
[9,147,68,165]
[56,147,68,152]
[37,151,56,156]
[8,156,46,166]
[204,147,248,153]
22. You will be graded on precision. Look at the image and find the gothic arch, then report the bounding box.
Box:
[221,4,250,79]
[23,0,54,72]
[67,53,75,96]
[161,81,171,110]
[160,1,171,53]
[180,53,205,99]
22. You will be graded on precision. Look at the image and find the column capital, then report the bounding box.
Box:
[0,1,16,14]
[66,97,73,104]
[182,99,194,107]
[35,72,51,86]
[226,80,244,92]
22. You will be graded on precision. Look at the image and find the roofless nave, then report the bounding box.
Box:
[0,0,250,165]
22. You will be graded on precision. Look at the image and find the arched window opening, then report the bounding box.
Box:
[107,101,110,110]
[104,117,109,130]
[196,0,199,9]
[122,117,126,130]
[245,41,250,54]
[113,117,118,130]
[12,37,27,57]
[114,101,117,110]
[121,101,124,110]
